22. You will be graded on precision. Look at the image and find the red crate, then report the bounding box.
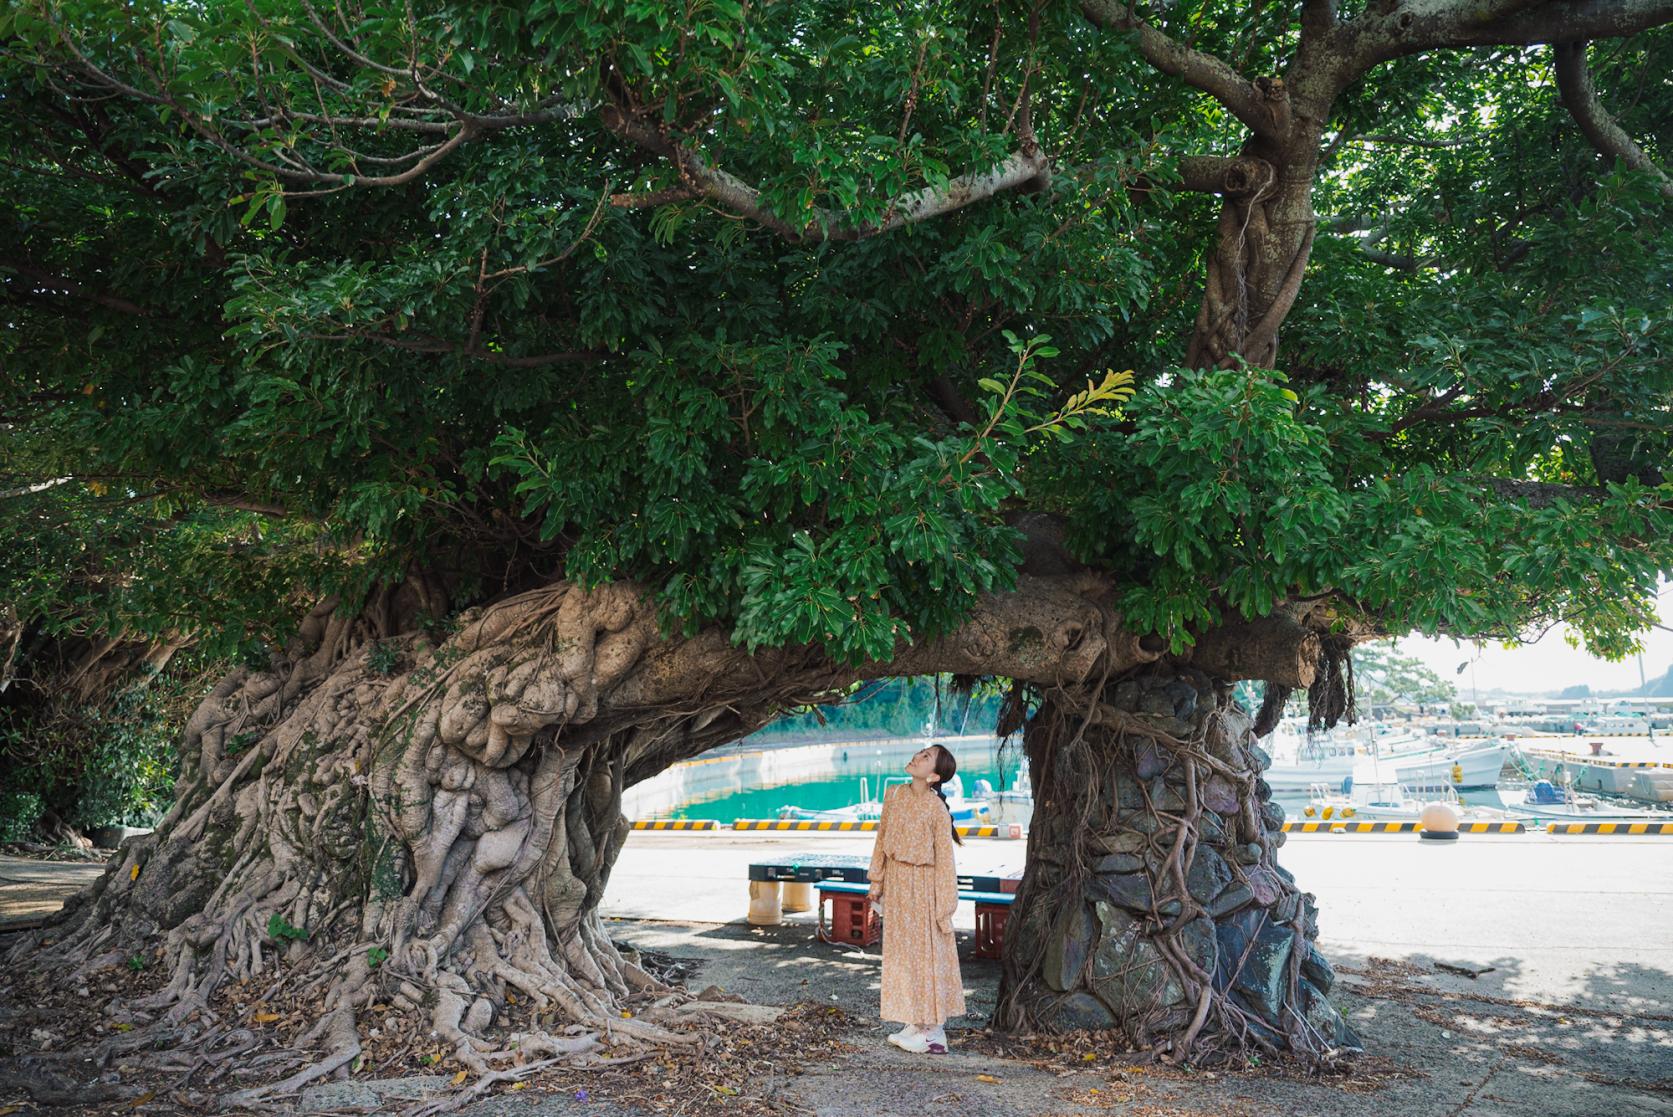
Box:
[972,902,1010,960]
[816,889,880,947]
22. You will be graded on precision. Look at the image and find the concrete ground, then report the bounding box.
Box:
[600,830,1673,1015]
[0,856,104,931]
[3,831,1669,1115]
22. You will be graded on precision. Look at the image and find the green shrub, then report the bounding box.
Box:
[0,790,45,843]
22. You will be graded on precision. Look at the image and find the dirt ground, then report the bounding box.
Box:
[1,856,1669,1116]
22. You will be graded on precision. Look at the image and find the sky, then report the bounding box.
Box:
[1392,579,1673,697]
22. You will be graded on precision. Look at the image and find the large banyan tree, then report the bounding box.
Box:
[3,0,1672,1100]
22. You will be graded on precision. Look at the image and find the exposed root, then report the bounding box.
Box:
[5,573,1220,1104]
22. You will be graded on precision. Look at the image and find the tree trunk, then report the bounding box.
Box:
[1184,137,1322,371]
[11,580,774,1102]
[994,664,1359,1063]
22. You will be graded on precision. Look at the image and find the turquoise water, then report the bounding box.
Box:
[666,742,1026,822]
[659,740,1525,822]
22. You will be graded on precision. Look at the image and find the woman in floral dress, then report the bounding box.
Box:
[866,744,966,1053]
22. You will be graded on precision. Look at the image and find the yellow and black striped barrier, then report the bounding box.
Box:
[1523,750,1671,769]
[1281,821,1526,834]
[734,819,877,832]
[1544,821,1673,835]
[1284,821,1419,833]
[630,819,719,831]
[731,819,1004,838]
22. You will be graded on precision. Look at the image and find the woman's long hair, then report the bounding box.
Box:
[930,745,964,846]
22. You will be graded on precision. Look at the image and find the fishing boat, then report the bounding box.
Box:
[1384,739,1513,791]
[971,770,1034,827]
[1263,722,1508,793]
[1302,779,1507,824]
[1262,725,1364,794]
[1499,779,1669,823]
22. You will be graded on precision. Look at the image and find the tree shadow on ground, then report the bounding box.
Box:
[603,920,1672,1117]
[1331,949,1673,1117]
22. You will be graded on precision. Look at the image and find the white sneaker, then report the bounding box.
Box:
[888,1027,930,1053]
[921,1026,949,1054]
[887,1023,919,1044]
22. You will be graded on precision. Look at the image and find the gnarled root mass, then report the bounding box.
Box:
[5,580,793,1106]
[994,665,1360,1065]
[5,569,1341,1104]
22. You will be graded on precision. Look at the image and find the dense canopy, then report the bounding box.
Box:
[5,0,1671,674]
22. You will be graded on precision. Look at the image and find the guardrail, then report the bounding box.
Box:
[730,819,1005,838]
[1543,821,1673,835]
[1280,821,1526,834]
[636,818,1670,837]
[1521,748,1672,769]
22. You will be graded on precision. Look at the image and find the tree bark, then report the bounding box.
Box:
[1183,142,1321,371]
[994,666,1357,1063]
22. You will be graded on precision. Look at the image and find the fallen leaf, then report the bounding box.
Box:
[128,1093,156,1109]
[510,1082,528,1091]
[130,864,140,880]
[451,1070,468,1086]
[506,992,518,1005]
[1082,1052,1097,1061]
[976,1074,1002,1084]
[252,1013,281,1024]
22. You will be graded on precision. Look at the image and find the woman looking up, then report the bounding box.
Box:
[866,743,966,1053]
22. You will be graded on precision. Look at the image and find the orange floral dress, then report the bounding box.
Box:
[868,783,966,1026]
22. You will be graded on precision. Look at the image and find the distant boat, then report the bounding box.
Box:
[971,771,1034,827]
[1263,723,1510,793]
[1385,740,1512,791]
[1303,779,1507,824]
[1500,779,1668,822]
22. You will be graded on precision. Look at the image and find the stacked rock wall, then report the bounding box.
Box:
[996,665,1359,1061]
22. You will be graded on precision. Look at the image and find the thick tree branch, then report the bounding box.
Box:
[1177,155,1278,195]
[1479,478,1608,508]
[1554,41,1673,196]
[600,106,1050,243]
[1190,615,1321,688]
[602,573,1343,723]
[1079,1,1288,138]
[1349,0,1673,71]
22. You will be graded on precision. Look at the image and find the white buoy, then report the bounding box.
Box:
[1419,801,1460,841]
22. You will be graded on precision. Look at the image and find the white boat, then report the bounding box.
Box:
[1262,724,1363,793]
[1263,723,1508,793]
[1384,740,1512,791]
[1302,779,1507,824]
[1500,779,1668,822]
[971,771,1034,827]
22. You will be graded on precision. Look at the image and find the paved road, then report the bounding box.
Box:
[0,855,103,930]
[601,830,1673,1012]
[6,830,1668,1012]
